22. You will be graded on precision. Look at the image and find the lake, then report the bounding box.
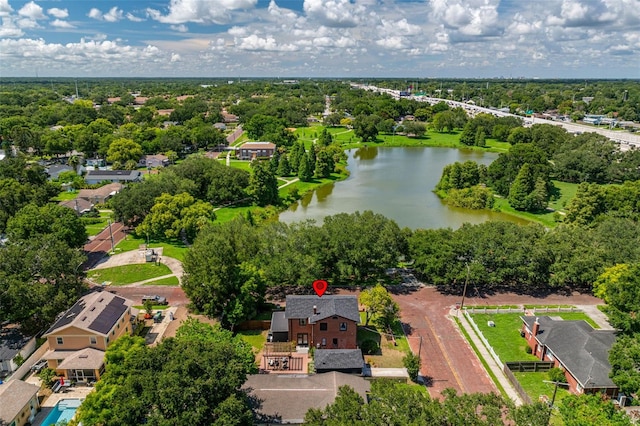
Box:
[279,146,530,230]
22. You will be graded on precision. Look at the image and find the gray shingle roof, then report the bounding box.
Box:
[0,379,39,423]
[270,311,288,333]
[522,316,617,389]
[44,291,132,337]
[0,325,33,362]
[285,295,360,323]
[315,349,364,370]
[243,372,370,424]
[85,170,141,181]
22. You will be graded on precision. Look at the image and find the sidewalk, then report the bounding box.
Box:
[452,307,524,406]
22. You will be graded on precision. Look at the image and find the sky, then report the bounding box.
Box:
[0,0,639,78]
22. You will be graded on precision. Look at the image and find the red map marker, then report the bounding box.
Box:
[313,280,328,297]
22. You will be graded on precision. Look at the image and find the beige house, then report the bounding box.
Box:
[0,379,40,426]
[42,291,134,383]
[77,182,123,204]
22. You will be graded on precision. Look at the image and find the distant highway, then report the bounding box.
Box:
[351,83,640,151]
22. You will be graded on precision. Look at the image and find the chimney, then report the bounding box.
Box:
[313,305,317,315]
[532,317,540,336]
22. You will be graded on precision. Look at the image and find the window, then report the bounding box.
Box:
[297,333,309,346]
[90,337,97,345]
[332,338,338,347]
[56,337,63,345]
[340,322,347,331]
[299,319,306,326]
[321,338,326,346]
[320,323,328,331]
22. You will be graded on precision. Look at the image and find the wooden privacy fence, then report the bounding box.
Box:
[505,361,554,373]
[503,365,533,405]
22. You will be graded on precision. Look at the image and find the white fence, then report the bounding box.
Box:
[463,311,504,370]
[464,306,581,315]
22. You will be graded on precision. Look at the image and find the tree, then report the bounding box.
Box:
[403,352,421,382]
[135,192,215,242]
[595,263,640,334]
[402,121,427,138]
[474,127,486,147]
[182,219,266,329]
[298,151,314,182]
[74,320,255,426]
[277,154,291,176]
[353,114,381,142]
[249,160,279,206]
[315,148,335,178]
[609,333,640,397]
[508,163,536,211]
[6,203,87,248]
[558,394,632,426]
[359,284,399,327]
[106,137,143,166]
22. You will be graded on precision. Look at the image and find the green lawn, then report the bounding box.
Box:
[470,313,539,362]
[548,180,579,213]
[114,234,189,262]
[54,190,79,201]
[470,312,600,363]
[84,210,113,237]
[132,305,169,311]
[493,197,559,228]
[238,330,267,353]
[357,312,411,368]
[226,159,253,173]
[143,276,180,286]
[88,263,172,286]
[513,371,571,411]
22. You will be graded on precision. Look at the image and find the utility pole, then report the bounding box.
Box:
[460,263,470,311]
[543,380,569,425]
[107,219,115,254]
[418,335,422,358]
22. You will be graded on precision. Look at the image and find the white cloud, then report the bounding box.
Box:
[303,0,364,28]
[0,16,23,37]
[126,13,145,22]
[379,18,421,37]
[147,0,258,24]
[18,1,46,20]
[235,34,297,51]
[170,24,189,32]
[429,0,501,36]
[88,7,124,22]
[47,8,68,19]
[0,0,13,17]
[376,36,405,50]
[171,53,181,62]
[50,19,74,29]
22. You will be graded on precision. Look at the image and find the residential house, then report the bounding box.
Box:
[59,197,94,215]
[521,316,618,396]
[0,379,40,426]
[221,110,239,123]
[45,164,74,181]
[238,142,276,160]
[139,154,169,168]
[84,170,142,185]
[283,295,360,349]
[84,158,107,168]
[0,325,36,378]
[314,349,363,374]
[77,182,123,204]
[41,291,134,383]
[243,371,370,425]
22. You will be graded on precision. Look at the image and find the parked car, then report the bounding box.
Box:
[30,359,48,373]
[141,295,168,305]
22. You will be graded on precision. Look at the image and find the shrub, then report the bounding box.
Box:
[548,367,567,383]
[525,346,533,354]
[360,339,379,355]
[403,352,421,382]
[38,368,57,389]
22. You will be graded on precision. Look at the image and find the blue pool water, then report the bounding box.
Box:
[39,398,82,426]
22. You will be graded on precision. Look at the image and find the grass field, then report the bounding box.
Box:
[88,263,172,286]
[357,312,411,368]
[238,330,268,353]
[114,234,189,262]
[470,312,599,363]
[54,190,79,201]
[143,276,180,286]
[548,180,579,212]
[84,210,113,237]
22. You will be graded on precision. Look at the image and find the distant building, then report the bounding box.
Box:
[84,170,142,185]
[45,164,74,180]
[238,142,276,160]
[84,158,107,168]
[77,182,123,204]
[58,197,94,215]
[139,154,169,168]
[0,325,36,377]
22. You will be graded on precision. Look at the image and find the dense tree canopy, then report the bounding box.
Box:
[73,319,256,426]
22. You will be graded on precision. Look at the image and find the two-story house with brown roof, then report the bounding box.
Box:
[282,295,360,349]
[41,291,134,383]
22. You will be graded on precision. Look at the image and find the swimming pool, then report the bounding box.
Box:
[39,398,82,426]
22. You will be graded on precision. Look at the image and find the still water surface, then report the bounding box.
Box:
[279,146,530,230]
